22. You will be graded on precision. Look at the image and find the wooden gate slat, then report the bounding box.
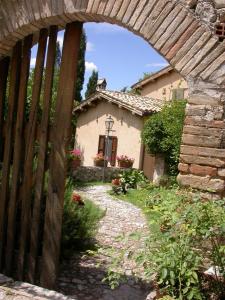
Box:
[0,42,22,271]
[0,57,10,162]
[17,29,48,281]
[5,35,33,276]
[27,26,58,284]
[40,22,83,289]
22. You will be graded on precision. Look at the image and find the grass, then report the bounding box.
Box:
[61,178,105,258]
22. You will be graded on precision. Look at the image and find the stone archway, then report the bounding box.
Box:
[0,0,225,289]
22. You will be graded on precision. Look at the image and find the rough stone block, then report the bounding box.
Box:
[185,116,225,128]
[182,133,221,148]
[190,164,217,176]
[177,173,225,192]
[215,0,225,9]
[195,1,217,23]
[218,168,225,177]
[181,145,225,159]
[185,104,207,116]
[178,163,189,173]
[183,125,224,138]
[180,154,225,167]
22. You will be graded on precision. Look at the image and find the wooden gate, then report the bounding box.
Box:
[0,22,82,289]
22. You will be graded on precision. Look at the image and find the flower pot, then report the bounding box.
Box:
[94,160,108,167]
[71,159,81,170]
[118,161,133,168]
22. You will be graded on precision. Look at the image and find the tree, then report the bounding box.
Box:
[55,41,62,69]
[142,100,186,175]
[74,30,86,102]
[85,70,98,99]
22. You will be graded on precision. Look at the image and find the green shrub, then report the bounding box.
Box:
[136,186,225,299]
[142,100,186,175]
[111,169,147,195]
[61,179,105,257]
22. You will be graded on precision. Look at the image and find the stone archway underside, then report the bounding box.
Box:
[0,0,225,290]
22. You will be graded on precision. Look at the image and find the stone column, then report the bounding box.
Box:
[177,79,225,198]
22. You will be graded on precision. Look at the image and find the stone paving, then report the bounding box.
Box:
[56,185,152,300]
[0,274,73,300]
[0,185,152,300]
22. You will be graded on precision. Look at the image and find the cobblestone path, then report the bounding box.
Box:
[56,185,152,300]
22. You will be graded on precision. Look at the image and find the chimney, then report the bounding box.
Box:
[96,78,107,91]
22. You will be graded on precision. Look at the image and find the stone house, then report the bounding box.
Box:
[74,89,163,177]
[75,68,189,180]
[131,66,188,101]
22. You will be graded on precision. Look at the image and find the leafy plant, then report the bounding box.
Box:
[110,169,147,195]
[119,169,146,189]
[61,179,105,257]
[142,100,186,175]
[134,185,225,299]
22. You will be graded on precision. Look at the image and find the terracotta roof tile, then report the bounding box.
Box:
[74,90,164,116]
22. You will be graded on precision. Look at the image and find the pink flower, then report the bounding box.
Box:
[69,149,82,160]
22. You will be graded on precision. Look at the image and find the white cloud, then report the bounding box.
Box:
[87,41,94,52]
[30,57,36,67]
[146,62,169,68]
[85,61,98,72]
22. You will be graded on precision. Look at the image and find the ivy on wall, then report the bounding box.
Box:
[141,100,186,175]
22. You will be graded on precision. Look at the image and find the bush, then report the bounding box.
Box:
[136,186,225,299]
[142,100,186,175]
[61,179,105,257]
[111,169,147,195]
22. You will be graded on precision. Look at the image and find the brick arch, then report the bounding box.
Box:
[0,0,225,84]
[1,0,225,290]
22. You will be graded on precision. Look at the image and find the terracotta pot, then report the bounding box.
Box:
[118,161,133,168]
[71,159,81,170]
[94,160,108,167]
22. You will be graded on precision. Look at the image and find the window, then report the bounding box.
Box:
[98,135,118,166]
[172,88,185,100]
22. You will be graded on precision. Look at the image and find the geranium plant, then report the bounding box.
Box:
[69,149,82,161]
[116,155,134,164]
[93,152,105,162]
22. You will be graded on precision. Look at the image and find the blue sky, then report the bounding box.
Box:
[31,22,168,98]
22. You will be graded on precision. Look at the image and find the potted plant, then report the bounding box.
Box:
[117,155,134,168]
[93,152,108,167]
[69,149,82,170]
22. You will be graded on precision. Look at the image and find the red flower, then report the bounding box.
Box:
[72,192,84,205]
[112,178,120,186]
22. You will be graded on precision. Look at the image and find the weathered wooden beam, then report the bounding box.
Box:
[27,26,58,284]
[17,28,48,281]
[0,42,22,271]
[5,34,33,277]
[40,22,83,289]
[0,57,10,162]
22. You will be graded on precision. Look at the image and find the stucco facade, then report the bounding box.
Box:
[75,101,144,169]
[133,67,189,101]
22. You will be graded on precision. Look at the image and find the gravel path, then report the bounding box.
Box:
[56,185,151,300]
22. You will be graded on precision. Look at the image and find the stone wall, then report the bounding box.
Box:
[177,81,225,198]
[184,0,225,24]
[72,166,127,183]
